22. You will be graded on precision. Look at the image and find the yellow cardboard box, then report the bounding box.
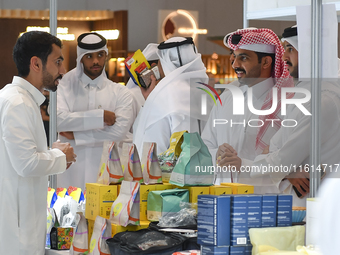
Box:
[154,183,174,191]
[85,183,118,221]
[174,186,210,203]
[139,184,156,221]
[220,183,254,194]
[209,185,232,196]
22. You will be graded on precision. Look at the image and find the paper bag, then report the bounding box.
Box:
[89,216,111,255]
[128,189,140,226]
[97,141,124,185]
[123,144,143,183]
[110,180,140,227]
[158,130,187,182]
[170,132,214,186]
[70,213,88,254]
[141,142,162,184]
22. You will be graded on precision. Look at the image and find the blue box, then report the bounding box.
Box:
[197,195,231,246]
[245,244,252,255]
[230,245,246,254]
[277,194,292,226]
[201,245,230,255]
[262,194,277,227]
[247,195,262,228]
[230,195,248,245]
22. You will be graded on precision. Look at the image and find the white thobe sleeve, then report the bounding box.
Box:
[3,103,66,177]
[73,89,134,146]
[201,106,219,165]
[251,93,339,183]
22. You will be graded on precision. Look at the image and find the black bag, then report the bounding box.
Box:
[106,228,187,255]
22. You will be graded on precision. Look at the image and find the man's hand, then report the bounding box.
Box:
[286,166,310,197]
[262,145,270,154]
[52,141,77,168]
[104,110,116,126]
[141,75,159,100]
[59,131,74,140]
[216,143,241,171]
[218,151,242,172]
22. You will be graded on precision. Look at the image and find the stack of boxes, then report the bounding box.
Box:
[197,193,292,255]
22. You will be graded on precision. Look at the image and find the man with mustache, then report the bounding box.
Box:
[223,25,340,206]
[0,31,76,255]
[56,32,133,190]
[201,28,293,186]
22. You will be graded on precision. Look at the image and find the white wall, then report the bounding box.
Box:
[0,0,244,55]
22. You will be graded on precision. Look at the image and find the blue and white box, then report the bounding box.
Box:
[229,245,246,254]
[197,195,231,246]
[262,194,277,227]
[247,195,262,228]
[230,195,248,245]
[201,245,230,255]
[277,194,292,226]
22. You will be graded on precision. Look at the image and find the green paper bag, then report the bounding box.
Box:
[170,132,214,186]
[147,189,189,221]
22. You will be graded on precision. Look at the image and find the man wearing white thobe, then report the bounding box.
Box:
[0,31,75,255]
[57,33,133,190]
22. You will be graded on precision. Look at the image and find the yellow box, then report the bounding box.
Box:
[220,183,254,194]
[85,183,118,221]
[174,186,210,204]
[154,183,174,191]
[87,219,94,250]
[209,185,232,196]
[139,184,156,221]
[137,220,151,230]
[111,223,139,236]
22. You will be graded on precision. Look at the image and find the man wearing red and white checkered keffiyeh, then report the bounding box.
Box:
[201,28,293,185]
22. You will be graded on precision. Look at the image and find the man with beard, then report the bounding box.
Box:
[223,25,340,206]
[57,32,133,189]
[201,28,293,186]
[0,31,76,255]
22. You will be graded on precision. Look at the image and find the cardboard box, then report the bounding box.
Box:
[201,245,230,255]
[209,185,232,196]
[155,183,174,191]
[181,186,210,203]
[85,183,118,221]
[247,195,262,228]
[262,194,277,227]
[230,195,248,246]
[139,184,156,220]
[221,183,254,195]
[197,195,231,246]
[277,194,292,227]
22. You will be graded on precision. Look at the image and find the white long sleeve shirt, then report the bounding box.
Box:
[248,81,340,206]
[57,69,133,189]
[0,76,66,255]
[201,78,277,187]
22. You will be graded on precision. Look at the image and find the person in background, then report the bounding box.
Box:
[223,25,340,206]
[201,28,293,186]
[57,32,133,190]
[0,31,76,255]
[133,36,211,156]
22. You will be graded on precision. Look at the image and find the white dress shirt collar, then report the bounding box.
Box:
[81,72,104,89]
[251,77,275,99]
[11,76,46,106]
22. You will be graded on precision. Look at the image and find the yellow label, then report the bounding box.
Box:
[90,238,96,252]
[99,163,106,177]
[113,202,123,216]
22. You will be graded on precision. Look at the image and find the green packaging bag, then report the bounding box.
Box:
[147,189,189,221]
[170,132,214,187]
